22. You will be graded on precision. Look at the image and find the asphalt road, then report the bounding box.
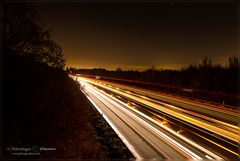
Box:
[80,77,239,144]
[82,77,238,124]
[80,79,226,160]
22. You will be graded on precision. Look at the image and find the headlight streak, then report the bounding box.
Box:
[117,89,238,132]
[205,155,214,160]
[82,80,227,160]
[133,94,239,133]
[189,130,239,156]
[83,87,142,159]
[85,82,201,160]
[147,109,238,157]
[76,77,236,160]
[80,79,225,160]
[90,77,238,117]
[81,78,239,144]
[95,87,223,160]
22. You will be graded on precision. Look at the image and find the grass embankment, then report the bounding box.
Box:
[89,104,134,159]
[3,54,114,159]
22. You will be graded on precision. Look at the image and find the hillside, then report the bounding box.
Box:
[3,54,106,159]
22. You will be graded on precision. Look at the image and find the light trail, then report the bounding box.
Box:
[84,82,186,159]
[84,82,201,160]
[189,130,239,156]
[82,80,224,160]
[86,77,238,118]
[127,92,239,134]
[146,109,238,157]
[81,77,239,144]
[97,89,223,160]
[84,92,142,159]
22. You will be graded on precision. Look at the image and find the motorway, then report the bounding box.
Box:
[100,79,238,124]
[71,76,239,160]
[80,76,238,124]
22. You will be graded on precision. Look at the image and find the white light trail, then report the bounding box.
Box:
[84,82,202,160]
[83,86,142,159]
[81,78,239,144]
[84,81,223,160]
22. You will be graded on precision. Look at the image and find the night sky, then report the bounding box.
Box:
[35,1,238,70]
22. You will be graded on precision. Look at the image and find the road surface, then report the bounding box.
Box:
[78,79,228,160]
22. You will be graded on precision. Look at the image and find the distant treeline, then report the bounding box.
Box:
[68,56,239,94]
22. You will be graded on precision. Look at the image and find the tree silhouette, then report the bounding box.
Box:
[3,3,65,68]
[116,67,122,72]
[228,56,239,69]
[73,56,239,95]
